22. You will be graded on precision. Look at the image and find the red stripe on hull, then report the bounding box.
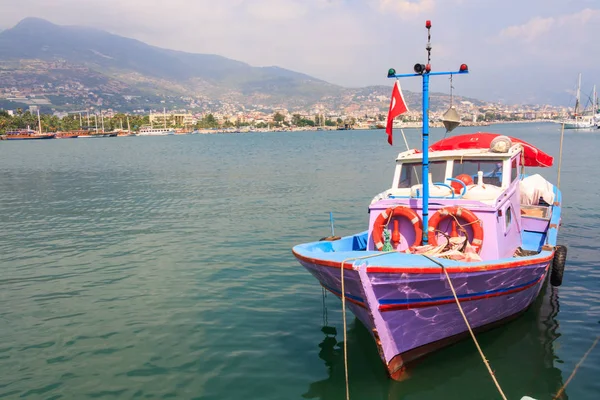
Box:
[292,249,554,274]
[321,285,367,309]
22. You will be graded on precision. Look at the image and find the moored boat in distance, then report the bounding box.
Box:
[4,129,55,140]
[292,20,567,382]
[562,74,596,130]
[55,131,80,139]
[137,127,175,136]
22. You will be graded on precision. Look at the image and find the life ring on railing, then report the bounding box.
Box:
[428,206,484,253]
[372,206,423,251]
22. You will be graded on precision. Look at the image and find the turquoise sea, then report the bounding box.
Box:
[0,124,598,399]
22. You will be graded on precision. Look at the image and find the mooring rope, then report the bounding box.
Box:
[339,251,397,400]
[557,122,565,190]
[422,254,509,400]
[553,335,600,400]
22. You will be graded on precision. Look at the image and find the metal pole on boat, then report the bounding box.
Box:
[386,20,468,245]
[328,212,335,237]
[422,73,430,243]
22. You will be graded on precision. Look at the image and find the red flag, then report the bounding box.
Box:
[385,80,408,145]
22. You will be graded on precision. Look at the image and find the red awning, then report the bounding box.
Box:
[429,133,554,167]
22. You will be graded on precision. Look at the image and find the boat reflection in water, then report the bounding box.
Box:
[304,277,566,400]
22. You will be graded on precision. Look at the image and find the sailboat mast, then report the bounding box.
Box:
[164,107,167,129]
[593,85,597,115]
[37,109,42,134]
[575,73,581,116]
[127,116,131,132]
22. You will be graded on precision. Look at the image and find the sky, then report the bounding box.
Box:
[1,0,599,105]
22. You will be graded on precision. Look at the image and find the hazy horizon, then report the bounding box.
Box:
[1,0,599,106]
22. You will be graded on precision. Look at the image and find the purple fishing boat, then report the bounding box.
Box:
[292,21,567,381]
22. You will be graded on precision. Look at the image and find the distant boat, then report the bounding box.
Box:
[137,127,175,136]
[55,131,80,139]
[4,129,55,140]
[562,74,596,129]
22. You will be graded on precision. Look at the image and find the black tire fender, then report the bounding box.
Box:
[550,245,567,287]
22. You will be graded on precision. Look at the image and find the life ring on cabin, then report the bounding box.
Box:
[372,206,423,251]
[428,206,484,253]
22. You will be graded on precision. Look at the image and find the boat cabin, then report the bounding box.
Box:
[368,139,556,261]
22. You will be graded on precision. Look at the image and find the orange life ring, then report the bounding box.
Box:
[372,206,423,251]
[427,206,484,253]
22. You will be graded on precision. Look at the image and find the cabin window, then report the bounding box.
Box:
[511,157,519,183]
[505,206,512,230]
[398,161,446,188]
[452,160,502,186]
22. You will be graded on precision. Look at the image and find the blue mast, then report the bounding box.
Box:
[387,20,468,245]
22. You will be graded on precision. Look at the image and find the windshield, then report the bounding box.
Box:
[398,161,446,188]
[452,160,503,186]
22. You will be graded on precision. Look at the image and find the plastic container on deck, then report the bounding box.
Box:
[463,171,503,201]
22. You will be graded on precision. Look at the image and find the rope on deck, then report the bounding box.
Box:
[422,254,509,400]
[339,251,397,400]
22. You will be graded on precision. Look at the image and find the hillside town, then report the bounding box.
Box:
[0,59,584,134]
[0,89,580,134]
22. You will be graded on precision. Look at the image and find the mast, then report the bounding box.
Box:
[101,111,105,133]
[150,111,153,128]
[86,110,90,128]
[163,107,167,129]
[387,20,468,245]
[94,114,98,134]
[575,73,581,116]
[127,116,131,132]
[37,109,42,134]
[593,85,597,116]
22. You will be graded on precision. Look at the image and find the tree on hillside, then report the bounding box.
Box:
[291,114,302,126]
[273,112,285,125]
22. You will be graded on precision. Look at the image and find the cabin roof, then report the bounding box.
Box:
[396,145,521,162]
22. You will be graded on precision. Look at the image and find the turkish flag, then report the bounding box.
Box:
[385,80,408,145]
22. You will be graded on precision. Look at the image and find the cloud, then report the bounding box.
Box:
[374,0,435,18]
[498,8,600,43]
[490,8,600,66]
[0,0,598,104]
[246,0,308,21]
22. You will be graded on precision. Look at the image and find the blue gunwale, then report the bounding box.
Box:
[292,186,561,273]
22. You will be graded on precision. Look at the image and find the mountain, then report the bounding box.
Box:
[0,18,342,106]
[0,18,484,112]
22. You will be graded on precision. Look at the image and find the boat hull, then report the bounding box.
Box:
[293,248,553,380]
[5,135,55,140]
[563,121,595,129]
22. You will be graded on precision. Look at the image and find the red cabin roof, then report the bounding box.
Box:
[429,133,553,167]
